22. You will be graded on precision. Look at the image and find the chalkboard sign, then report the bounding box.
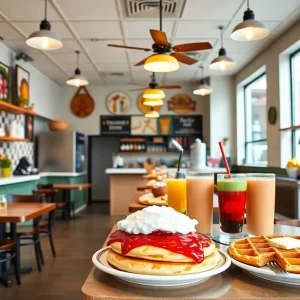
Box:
[173,115,202,135]
[100,116,131,136]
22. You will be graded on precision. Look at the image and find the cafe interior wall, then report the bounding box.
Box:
[234,19,300,168]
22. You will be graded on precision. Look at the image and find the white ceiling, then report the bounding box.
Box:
[0,0,299,86]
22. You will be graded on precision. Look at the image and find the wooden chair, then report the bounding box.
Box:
[32,189,58,257]
[275,219,300,227]
[6,194,44,272]
[37,184,75,220]
[0,238,21,285]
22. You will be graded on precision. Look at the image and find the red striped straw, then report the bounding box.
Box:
[218,142,231,178]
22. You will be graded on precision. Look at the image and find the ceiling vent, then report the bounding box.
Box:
[123,0,185,18]
[185,52,202,61]
[102,72,131,78]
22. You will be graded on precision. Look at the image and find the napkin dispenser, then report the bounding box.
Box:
[190,139,207,170]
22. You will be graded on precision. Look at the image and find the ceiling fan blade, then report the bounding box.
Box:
[172,42,212,52]
[150,29,168,47]
[107,44,151,51]
[128,88,147,91]
[159,85,182,89]
[170,52,198,65]
[134,54,155,66]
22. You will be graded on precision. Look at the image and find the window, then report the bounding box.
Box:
[290,49,300,160]
[244,74,267,165]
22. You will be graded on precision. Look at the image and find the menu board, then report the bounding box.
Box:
[173,115,202,135]
[100,116,131,135]
[157,116,173,135]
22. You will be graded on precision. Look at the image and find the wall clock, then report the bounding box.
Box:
[107,91,131,115]
[70,86,95,118]
[268,106,277,125]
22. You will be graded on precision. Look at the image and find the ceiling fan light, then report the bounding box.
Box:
[143,88,165,99]
[231,19,269,41]
[145,108,160,118]
[209,55,236,71]
[26,29,63,50]
[193,79,213,96]
[144,54,179,73]
[143,98,164,106]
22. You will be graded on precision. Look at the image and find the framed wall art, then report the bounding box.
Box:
[16,65,30,107]
[0,62,9,102]
[107,91,131,115]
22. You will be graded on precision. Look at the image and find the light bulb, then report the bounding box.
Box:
[244,27,254,41]
[75,79,81,87]
[41,37,49,49]
[220,61,226,71]
[199,90,206,96]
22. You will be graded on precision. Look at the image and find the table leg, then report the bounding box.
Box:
[0,222,12,287]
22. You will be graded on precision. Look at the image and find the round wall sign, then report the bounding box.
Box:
[107,91,131,115]
[70,86,95,118]
[268,106,277,125]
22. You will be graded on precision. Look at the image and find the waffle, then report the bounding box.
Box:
[138,193,167,206]
[228,235,300,274]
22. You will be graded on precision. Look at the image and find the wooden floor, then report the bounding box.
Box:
[1,202,123,300]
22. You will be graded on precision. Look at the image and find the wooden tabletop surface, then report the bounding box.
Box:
[0,203,56,223]
[52,183,92,190]
[82,224,300,300]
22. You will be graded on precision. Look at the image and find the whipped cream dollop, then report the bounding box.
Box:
[153,181,166,188]
[117,206,198,235]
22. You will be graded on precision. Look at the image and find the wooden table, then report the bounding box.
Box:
[82,224,300,300]
[0,203,56,287]
[52,183,91,220]
[129,192,220,213]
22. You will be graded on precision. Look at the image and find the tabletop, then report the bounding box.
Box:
[0,203,56,223]
[52,183,91,190]
[82,224,300,300]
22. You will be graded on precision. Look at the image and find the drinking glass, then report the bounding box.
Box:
[246,173,275,236]
[0,195,7,209]
[167,171,187,214]
[186,172,214,236]
[217,174,247,243]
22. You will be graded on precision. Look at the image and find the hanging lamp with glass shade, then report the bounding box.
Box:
[143,98,164,106]
[231,0,269,41]
[66,51,89,87]
[26,0,63,50]
[193,66,213,96]
[142,88,165,99]
[210,26,236,71]
[145,106,160,118]
[144,54,180,73]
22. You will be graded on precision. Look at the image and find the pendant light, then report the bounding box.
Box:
[144,54,179,73]
[193,66,213,96]
[143,98,164,106]
[143,88,165,99]
[145,107,160,118]
[231,0,269,41]
[66,51,89,87]
[26,0,63,50]
[210,26,236,71]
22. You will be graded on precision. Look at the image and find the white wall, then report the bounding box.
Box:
[0,42,60,120]
[234,20,300,167]
[58,84,211,143]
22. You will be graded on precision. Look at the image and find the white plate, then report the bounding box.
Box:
[92,247,231,287]
[230,255,300,285]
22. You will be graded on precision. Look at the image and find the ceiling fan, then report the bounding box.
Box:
[128,72,182,91]
[107,0,212,71]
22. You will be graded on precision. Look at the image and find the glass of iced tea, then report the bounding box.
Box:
[217,174,247,243]
[0,195,7,209]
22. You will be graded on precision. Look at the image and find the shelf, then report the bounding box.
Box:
[279,125,300,131]
[0,101,36,116]
[0,136,29,142]
[119,152,189,155]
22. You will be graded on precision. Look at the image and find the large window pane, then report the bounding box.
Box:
[244,74,267,165]
[291,50,300,160]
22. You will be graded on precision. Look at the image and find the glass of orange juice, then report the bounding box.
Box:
[167,171,187,214]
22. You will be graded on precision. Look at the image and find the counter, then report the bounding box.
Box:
[106,168,226,215]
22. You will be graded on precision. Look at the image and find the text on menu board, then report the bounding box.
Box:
[173,115,202,135]
[100,116,131,135]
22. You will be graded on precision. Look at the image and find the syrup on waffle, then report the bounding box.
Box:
[228,235,300,274]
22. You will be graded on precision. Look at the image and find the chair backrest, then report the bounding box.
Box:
[33,189,59,203]
[7,194,42,204]
[37,184,54,190]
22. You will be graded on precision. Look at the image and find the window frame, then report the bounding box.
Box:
[243,72,267,164]
[290,48,300,158]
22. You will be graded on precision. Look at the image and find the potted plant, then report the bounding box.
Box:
[17,97,28,108]
[0,155,11,178]
[29,103,35,112]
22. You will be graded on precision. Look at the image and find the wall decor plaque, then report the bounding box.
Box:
[16,65,29,107]
[70,86,95,118]
[107,91,131,115]
[131,116,157,135]
[168,93,196,114]
[0,62,9,102]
